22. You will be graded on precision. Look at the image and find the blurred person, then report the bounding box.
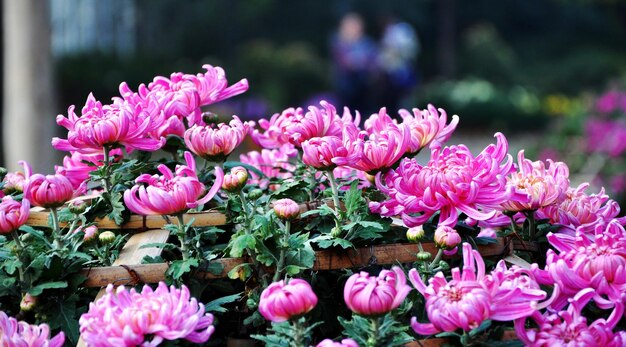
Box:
[377,18,420,112]
[331,13,378,114]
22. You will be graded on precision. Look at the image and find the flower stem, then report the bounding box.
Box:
[103,146,112,193]
[366,316,381,347]
[273,220,290,282]
[526,211,537,241]
[50,207,62,249]
[429,248,444,272]
[176,214,189,261]
[326,169,342,229]
[291,318,307,347]
[10,230,25,285]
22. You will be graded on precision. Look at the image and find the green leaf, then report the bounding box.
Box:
[2,258,21,275]
[166,258,199,281]
[285,241,315,269]
[204,293,242,313]
[229,234,256,257]
[312,234,353,249]
[28,281,68,296]
[105,191,127,225]
[204,261,224,275]
[284,265,306,275]
[469,319,492,337]
[19,225,52,247]
[48,297,80,345]
[139,242,179,251]
[227,263,252,281]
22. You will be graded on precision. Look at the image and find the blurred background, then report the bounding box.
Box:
[3,0,626,199]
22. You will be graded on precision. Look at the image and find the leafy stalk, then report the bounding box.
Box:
[326,169,342,229]
[102,146,112,193]
[273,220,290,282]
[50,207,62,249]
[176,214,190,261]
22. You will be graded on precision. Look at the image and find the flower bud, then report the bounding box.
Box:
[20,293,37,311]
[259,279,317,322]
[434,225,462,250]
[247,188,263,200]
[417,251,431,261]
[0,167,8,181]
[222,166,248,192]
[68,199,88,215]
[76,225,98,243]
[202,112,219,125]
[273,198,300,220]
[406,226,425,243]
[331,227,343,238]
[98,231,116,245]
[438,260,450,271]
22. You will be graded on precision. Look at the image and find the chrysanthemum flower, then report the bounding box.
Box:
[184,115,253,162]
[0,311,64,347]
[79,282,215,346]
[344,266,411,317]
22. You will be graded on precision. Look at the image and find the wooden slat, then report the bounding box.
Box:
[78,238,537,287]
[27,209,227,230]
[76,229,170,347]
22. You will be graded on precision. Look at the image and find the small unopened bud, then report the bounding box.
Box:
[0,167,7,181]
[416,251,431,261]
[3,172,26,194]
[330,226,343,238]
[202,112,220,125]
[68,200,88,214]
[438,260,450,271]
[222,166,248,192]
[247,188,263,200]
[20,293,37,311]
[273,198,300,220]
[434,225,462,250]
[76,225,98,242]
[98,231,116,245]
[406,226,425,243]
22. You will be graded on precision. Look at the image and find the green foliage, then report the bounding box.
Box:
[339,313,413,347]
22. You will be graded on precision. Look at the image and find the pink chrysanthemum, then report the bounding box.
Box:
[374,133,514,227]
[184,115,253,161]
[123,151,223,215]
[302,135,356,170]
[239,145,297,188]
[79,282,215,347]
[501,150,570,212]
[344,266,412,317]
[0,196,30,234]
[0,311,64,347]
[258,279,318,323]
[409,243,549,335]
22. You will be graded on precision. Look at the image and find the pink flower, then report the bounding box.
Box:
[24,173,75,209]
[239,145,297,188]
[0,311,65,347]
[538,220,626,307]
[52,93,165,154]
[55,149,123,192]
[0,196,30,234]
[123,152,223,215]
[252,101,357,149]
[79,282,215,346]
[539,183,623,234]
[316,338,359,347]
[331,166,371,189]
[184,116,253,161]
[221,166,248,192]
[515,288,626,347]
[339,121,411,174]
[273,198,301,220]
[75,225,98,242]
[3,172,27,194]
[344,266,411,317]
[258,279,318,322]
[375,133,514,228]
[399,105,459,153]
[409,243,549,335]
[501,150,569,212]
[433,225,462,249]
[302,136,355,170]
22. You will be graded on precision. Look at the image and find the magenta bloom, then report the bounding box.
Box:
[221,166,248,192]
[24,172,75,209]
[80,282,214,346]
[302,136,355,170]
[184,116,253,161]
[0,196,30,234]
[75,225,98,242]
[123,152,223,215]
[409,243,549,335]
[399,105,459,153]
[52,94,165,154]
[273,198,301,220]
[3,172,27,194]
[501,150,570,212]
[515,288,626,347]
[375,133,514,228]
[0,311,64,347]
[537,220,626,308]
[344,266,411,317]
[339,121,411,174]
[239,145,297,188]
[252,101,357,149]
[316,338,359,347]
[55,149,123,192]
[539,183,623,234]
[259,279,318,322]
